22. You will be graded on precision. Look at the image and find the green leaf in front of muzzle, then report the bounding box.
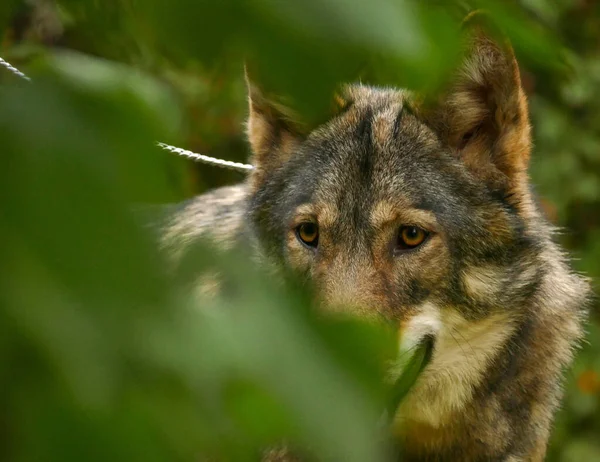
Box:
[386,336,434,419]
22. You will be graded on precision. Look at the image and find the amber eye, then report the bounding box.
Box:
[397,226,428,251]
[296,222,319,247]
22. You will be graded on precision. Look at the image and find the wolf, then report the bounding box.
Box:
[160,19,590,462]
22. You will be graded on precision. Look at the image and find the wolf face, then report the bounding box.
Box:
[247,32,538,329]
[243,29,589,459]
[249,81,536,317]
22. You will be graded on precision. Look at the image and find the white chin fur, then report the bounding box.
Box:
[399,302,441,353]
[388,302,441,381]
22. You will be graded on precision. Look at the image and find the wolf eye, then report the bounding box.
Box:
[397,226,428,251]
[296,222,319,248]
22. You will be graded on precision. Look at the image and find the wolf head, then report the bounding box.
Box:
[246,25,538,318]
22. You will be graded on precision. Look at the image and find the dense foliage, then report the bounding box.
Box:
[1,0,598,460]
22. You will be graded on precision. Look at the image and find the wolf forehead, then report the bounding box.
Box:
[279,86,437,203]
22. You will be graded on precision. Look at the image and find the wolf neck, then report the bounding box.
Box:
[392,243,586,459]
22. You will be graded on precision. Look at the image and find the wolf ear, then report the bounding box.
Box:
[245,70,304,189]
[422,14,531,200]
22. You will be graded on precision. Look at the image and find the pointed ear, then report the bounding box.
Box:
[421,14,531,202]
[245,69,304,189]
